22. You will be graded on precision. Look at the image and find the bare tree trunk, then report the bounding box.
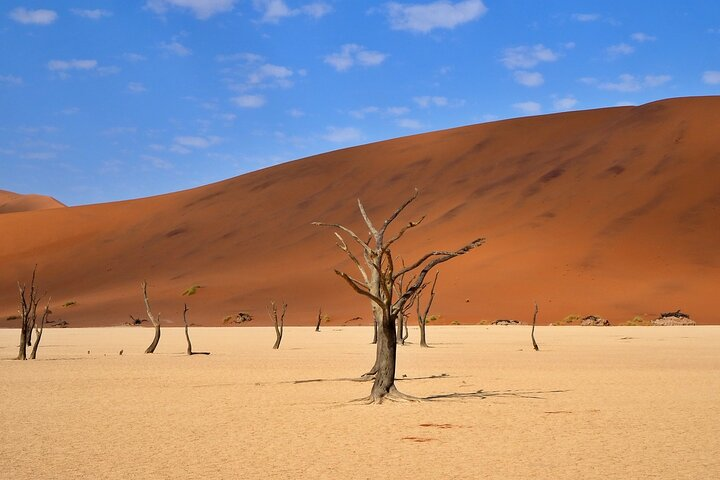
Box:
[396,313,404,345]
[142,281,161,354]
[16,266,39,361]
[17,322,28,360]
[531,301,539,351]
[183,304,193,355]
[269,301,287,349]
[370,311,398,401]
[30,302,50,360]
[182,304,209,355]
[419,316,428,348]
[363,306,384,377]
[402,316,409,343]
[416,271,438,348]
[315,308,322,332]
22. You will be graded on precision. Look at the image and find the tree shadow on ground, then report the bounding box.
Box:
[284,373,454,385]
[421,388,568,401]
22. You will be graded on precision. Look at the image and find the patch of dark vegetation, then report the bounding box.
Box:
[492,319,521,325]
[223,312,253,325]
[580,315,611,326]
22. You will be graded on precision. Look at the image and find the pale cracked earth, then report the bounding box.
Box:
[1,326,719,479]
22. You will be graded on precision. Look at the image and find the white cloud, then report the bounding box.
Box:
[0,75,23,86]
[60,107,80,115]
[386,106,410,116]
[571,13,600,22]
[287,108,305,117]
[97,66,121,76]
[142,154,174,169]
[579,76,597,85]
[160,40,192,56]
[253,1,332,23]
[122,53,147,62]
[385,0,487,33]
[128,82,148,93]
[232,94,266,108]
[513,70,544,87]
[9,7,57,25]
[702,71,720,85]
[247,63,293,85]
[48,59,98,71]
[322,126,362,143]
[145,0,237,19]
[598,74,671,92]
[215,113,237,121]
[606,43,635,57]
[324,44,387,72]
[216,52,264,63]
[174,135,221,148]
[553,96,577,111]
[349,106,380,119]
[349,106,409,119]
[501,44,559,70]
[644,74,671,87]
[71,9,113,19]
[631,32,656,42]
[301,2,332,18]
[513,101,541,115]
[396,118,423,129]
[413,96,449,108]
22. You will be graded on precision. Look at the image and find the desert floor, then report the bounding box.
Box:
[1,325,719,479]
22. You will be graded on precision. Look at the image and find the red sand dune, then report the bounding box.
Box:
[1,96,719,327]
[0,190,65,214]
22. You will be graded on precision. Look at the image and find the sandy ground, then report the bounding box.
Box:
[1,325,719,479]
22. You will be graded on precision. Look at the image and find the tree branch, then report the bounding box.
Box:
[384,216,425,250]
[335,270,384,308]
[312,222,371,253]
[396,238,485,310]
[378,188,419,242]
[334,233,370,285]
[357,199,379,241]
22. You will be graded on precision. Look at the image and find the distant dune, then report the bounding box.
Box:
[0,190,65,214]
[1,96,719,326]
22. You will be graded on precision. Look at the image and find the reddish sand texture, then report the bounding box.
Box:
[1,96,719,327]
[0,190,65,214]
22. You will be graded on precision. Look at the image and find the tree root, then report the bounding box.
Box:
[351,385,423,404]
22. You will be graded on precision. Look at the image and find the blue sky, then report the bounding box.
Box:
[1,0,719,205]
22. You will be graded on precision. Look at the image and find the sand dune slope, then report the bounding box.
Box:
[1,97,719,326]
[0,190,65,214]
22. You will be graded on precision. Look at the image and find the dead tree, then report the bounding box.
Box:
[16,267,41,360]
[269,301,287,349]
[142,281,161,354]
[315,308,322,332]
[416,271,439,348]
[182,304,210,356]
[395,264,420,345]
[531,301,540,351]
[30,301,51,360]
[183,303,193,355]
[315,190,484,403]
